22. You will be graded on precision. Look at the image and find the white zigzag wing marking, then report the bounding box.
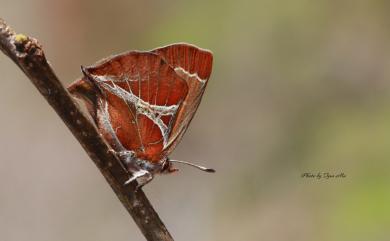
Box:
[92,74,179,147]
[174,67,207,84]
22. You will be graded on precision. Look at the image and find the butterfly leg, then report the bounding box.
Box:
[118,154,154,189]
[124,169,153,191]
[108,150,154,189]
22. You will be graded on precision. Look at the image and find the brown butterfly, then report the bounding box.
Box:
[68,43,214,188]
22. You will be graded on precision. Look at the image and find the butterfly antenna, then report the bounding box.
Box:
[169,160,216,173]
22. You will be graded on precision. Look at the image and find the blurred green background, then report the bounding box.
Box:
[1,1,390,241]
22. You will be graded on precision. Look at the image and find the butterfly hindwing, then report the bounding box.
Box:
[69,51,188,162]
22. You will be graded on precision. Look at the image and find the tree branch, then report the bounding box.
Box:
[0,18,173,241]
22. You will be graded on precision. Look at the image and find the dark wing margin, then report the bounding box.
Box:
[152,43,213,155]
[68,51,189,162]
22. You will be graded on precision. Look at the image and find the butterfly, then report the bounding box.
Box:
[68,43,214,188]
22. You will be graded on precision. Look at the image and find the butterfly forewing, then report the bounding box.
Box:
[152,44,213,155]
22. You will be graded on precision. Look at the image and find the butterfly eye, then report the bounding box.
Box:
[160,160,171,173]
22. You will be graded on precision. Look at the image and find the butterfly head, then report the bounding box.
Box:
[160,159,179,174]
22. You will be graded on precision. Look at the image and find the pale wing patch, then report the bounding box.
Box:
[174,67,207,84]
[92,74,179,147]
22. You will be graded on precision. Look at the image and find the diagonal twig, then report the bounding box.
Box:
[0,18,173,241]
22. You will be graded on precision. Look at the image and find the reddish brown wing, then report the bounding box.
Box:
[152,43,213,155]
[68,52,188,162]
